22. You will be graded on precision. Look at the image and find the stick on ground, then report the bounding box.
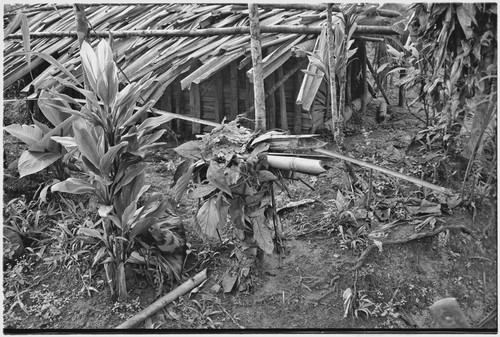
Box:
[116,269,208,329]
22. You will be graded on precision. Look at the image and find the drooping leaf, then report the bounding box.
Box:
[130,217,158,241]
[228,196,245,229]
[100,141,128,177]
[4,124,44,146]
[12,51,80,84]
[196,197,221,238]
[257,170,278,182]
[78,227,104,241]
[38,90,72,126]
[18,151,62,178]
[51,136,78,148]
[137,114,175,134]
[251,213,274,254]
[51,178,96,195]
[114,163,146,194]
[207,161,232,196]
[190,184,217,199]
[456,5,475,39]
[172,161,195,202]
[174,141,203,160]
[73,123,101,169]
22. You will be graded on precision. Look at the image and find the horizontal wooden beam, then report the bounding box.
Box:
[5,25,401,40]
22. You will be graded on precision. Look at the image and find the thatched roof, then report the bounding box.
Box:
[4,3,406,106]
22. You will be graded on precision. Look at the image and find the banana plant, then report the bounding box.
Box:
[46,39,174,300]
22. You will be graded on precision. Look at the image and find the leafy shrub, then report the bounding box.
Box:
[39,40,183,300]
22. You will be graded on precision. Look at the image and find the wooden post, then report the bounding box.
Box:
[277,66,288,130]
[173,81,183,133]
[327,4,339,141]
[157,85,173,129]
[189,83,201,134]
[294,70,303,134]
[398,69,406,107]
[215,72,224,123]
[266,72,276,129]
[229,61,239,121]
[361,40,367,115]
[248,3,266,132]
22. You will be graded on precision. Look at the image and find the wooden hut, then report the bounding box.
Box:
[3,3,406,135]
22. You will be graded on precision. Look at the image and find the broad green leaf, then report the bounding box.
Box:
[38,90,72,126]
[196,197,221,238]
[4,124,44,146]
[252,214,274,254]
[207,161,232,196]
[18,151,62,178]
[73,123,101,169]
[456,5,475,39]
[51,177,95,195]
[174,141,203,160]
[120,100,155,129]
[80,41,99,93]
[96,61,118,106]
[139,130,165,149]
[190,184,217,199]
[100,141,128,177]
[78,227,104,241]
[137,114,175,134]
[114,163,146,194]
[121,200,138,234]
[29,115,79,153]
[130,217,158,241]
[92,247,108,267]
[51,136,77,148]
[172,161,195,202]
[228,196,245,229]
[257,170,278,182]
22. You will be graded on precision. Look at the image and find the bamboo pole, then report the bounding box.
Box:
[229,61,239,120]
[5,26,400,40]
[326,5,340,142]
[214,72,224,123]
[361,40,368,116]
[249,3,267,132]
[277,66,288,130]
[116,269,208,329]
[315,148,455,196]
[189,83,201,134]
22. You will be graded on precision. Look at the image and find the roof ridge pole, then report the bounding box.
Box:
[326,4,340,143]
[248,3,266,132]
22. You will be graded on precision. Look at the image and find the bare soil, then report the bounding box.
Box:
[3,94,497,332]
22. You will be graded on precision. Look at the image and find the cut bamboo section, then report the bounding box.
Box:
[267,155,329,175]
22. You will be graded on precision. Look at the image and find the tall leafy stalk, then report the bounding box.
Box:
[47,40,175,300]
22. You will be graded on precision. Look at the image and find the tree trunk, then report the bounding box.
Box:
[248,3,266,132]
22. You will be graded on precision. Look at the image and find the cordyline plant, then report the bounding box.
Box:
[171,121,281,260]
[45,40,177,300]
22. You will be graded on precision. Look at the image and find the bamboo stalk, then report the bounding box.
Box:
[277,66,288,130]
[116,269,208,329]
[249,3,267,132]
[315,148,455,196]
[326,5,339,141]
[5,25,400,40]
